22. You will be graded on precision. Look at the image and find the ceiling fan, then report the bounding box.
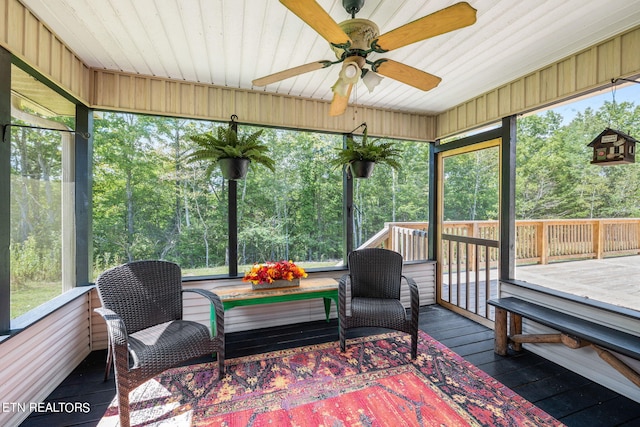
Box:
[252,0,477,116]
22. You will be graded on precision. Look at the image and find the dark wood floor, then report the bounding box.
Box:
[21,305,640,427]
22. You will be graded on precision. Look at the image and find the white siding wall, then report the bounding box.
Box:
[500,281,640,403]
[0,294,92,427]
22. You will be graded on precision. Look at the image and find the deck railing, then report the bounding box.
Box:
[365,218,640,264]
[362,218,640,323]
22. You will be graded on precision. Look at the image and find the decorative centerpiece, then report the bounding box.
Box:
[243,260,308,290]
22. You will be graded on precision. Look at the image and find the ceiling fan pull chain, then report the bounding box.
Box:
[352,82,359,121]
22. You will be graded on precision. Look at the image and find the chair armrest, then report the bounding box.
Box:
[402,275,420,316]
[338,274,350,316]
[182,288,224,338]
[337,274,350,292]
[94,307,131,372]
[94,307,129,348]
[337,273,351,330]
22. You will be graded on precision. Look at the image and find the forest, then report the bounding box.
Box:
[8,98,640,317]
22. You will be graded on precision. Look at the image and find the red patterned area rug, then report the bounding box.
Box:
[99,331,564,426]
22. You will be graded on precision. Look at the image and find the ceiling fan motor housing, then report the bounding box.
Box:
[342,0,365,16]
[331,19,379,60]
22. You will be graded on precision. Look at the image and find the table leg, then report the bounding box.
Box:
[323,297,333,322]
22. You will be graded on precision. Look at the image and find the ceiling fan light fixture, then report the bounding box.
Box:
[344,63,359,79]
[362,69,383,93]
[332,60,361,97]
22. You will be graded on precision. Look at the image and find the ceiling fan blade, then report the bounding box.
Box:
[253,61,332,86]
[280,0,351,46]
[329,83,353,116]
[372,2,477,52]
[373,59,441,91]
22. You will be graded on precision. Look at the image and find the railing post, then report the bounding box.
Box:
[469,222,479,272]
[594,219,604,259]
[637,219,640,254]
[537,221,548,265]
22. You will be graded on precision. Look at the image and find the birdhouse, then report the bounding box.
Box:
[587,128,636,165]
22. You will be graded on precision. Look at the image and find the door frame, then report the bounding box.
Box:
[428,116,517,322]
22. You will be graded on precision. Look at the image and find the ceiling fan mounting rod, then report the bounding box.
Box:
[343,0,365,18]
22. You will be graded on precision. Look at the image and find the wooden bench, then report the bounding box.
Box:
[488,297,640,388]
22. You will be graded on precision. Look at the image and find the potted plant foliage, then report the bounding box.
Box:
[330,126,402,178]
[187,126,275,180]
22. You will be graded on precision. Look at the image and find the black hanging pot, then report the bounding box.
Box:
[218,158,250,180]
[349,160,376,178]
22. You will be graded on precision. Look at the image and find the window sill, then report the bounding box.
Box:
[0,285,94,344]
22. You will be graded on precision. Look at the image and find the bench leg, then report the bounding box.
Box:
[592,344,640,388]
[510,313,522,351]
[494,307,508,356]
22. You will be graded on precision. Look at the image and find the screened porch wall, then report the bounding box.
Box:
[2,0,640,422]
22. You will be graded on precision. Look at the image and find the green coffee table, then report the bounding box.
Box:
[211,277,338,333]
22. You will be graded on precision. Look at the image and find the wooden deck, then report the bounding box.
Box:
[516,255,640,311]
[21,305,640,427]
[441,255,640,315]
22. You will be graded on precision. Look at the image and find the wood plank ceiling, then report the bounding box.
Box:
[20,0,640,116]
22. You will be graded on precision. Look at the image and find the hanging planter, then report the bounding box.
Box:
[349,160,376,178]
[330,123,402,179]
[186,117,275,181]
[218,157,250,180]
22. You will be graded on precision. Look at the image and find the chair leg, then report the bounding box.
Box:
[339,324,346,353]
[116,383,131,427]
[411,329,418,359]
[217,349,225,380]
[104,345,113,382]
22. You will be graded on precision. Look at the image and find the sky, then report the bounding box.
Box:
[550,81,640,125]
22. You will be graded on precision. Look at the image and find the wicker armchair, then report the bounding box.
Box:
[338,248,420,359]
[94,260,225,427]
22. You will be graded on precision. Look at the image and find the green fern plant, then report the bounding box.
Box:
[186,126,275,178]
[330,127,402,171]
